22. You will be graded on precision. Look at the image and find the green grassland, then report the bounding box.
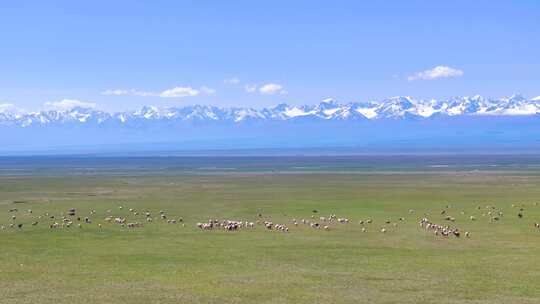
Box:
[1,172,540,303]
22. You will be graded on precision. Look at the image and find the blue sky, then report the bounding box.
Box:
[0,0,539,111]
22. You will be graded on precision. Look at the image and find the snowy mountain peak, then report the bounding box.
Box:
[1,94,540,127]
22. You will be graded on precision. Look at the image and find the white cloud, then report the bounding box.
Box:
[102,88,154,97]
[407,66,464,81]
[159,86,200,98]
[0,103,23,114]
[103,86,205,98]
[0,103,15,110]
[131,90,156,97]
[200,86,216,95]
[224,77,240,85]
[101,89,129,96]
[259,83,286,95]
[244,84,257,93]
[44,99,96,110]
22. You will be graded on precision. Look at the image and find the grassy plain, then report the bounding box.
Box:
[1,169,540,303]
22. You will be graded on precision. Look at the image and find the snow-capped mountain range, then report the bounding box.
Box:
[1,94,540,127]
[2,94,540,154]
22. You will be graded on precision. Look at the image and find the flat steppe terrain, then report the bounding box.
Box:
[1,157,540,303]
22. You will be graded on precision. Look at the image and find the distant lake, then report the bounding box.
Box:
[1,154,540,176]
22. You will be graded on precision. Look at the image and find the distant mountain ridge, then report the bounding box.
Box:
[1,94,540,127]
[2,94,540,154]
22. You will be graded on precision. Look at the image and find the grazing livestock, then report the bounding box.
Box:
[419,218,463,239]
[197,222,213,230]
[127,222,143,228]
[3,203,491,245]
[337,218,349,224]
[445,216,456,222]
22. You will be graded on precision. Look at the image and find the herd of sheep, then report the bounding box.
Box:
[2,202,540,238]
